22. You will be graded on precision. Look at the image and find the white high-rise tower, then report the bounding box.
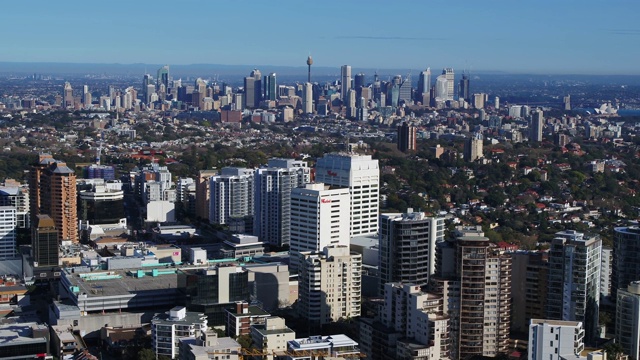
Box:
[314,154,379,237]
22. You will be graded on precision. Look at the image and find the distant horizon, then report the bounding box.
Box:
[1,61,640,77]
[0,1,638,76]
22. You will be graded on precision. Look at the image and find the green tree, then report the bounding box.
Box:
[236,334,253,349]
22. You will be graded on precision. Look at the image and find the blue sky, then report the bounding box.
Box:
[1,0,639,74]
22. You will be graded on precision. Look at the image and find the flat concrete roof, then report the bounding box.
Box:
[63,268,178,298]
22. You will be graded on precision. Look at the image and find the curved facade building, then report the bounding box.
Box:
[79,185,124,225]
[613,226,640,298]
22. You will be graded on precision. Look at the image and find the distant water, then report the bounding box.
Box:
[574,108,640,117]
[618,110,640,117]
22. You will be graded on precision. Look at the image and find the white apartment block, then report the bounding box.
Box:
[254,159,310,247]
[381,283,450,359]
[152,306,208,359]
[0,206,17,259]
[314,154,379,237]
[289,183,350,273]
[209,168,255,225]
[251,316,296,359]
[529,319,585,360]
[298,246,361,324]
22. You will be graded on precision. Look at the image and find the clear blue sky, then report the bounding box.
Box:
[1,0,639,74]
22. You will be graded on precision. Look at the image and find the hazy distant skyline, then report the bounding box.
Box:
[2,0,639,75]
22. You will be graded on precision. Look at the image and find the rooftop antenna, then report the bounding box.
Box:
[95,131,103,166]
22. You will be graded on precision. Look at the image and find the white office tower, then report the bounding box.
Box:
[209,167,255,225]
[298,245,361,324]
[314,154,380,237]
[528,319,585,360]
[435,75,449,101]
[341,65,352,102]
[0,207,17,259]
[379,211,444,294]
[303,82,313,114]
[616,281,640,360]
[255,159,310,247]
[289,183,350,273]
[443,68,455,100]
[379,283,450,360]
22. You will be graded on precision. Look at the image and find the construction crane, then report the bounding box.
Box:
[205,348,366,360]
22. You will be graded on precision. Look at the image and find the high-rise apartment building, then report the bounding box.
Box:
[397,122,417,152]
[616,281,640,360]
[613,226,640,299]
[298,246,361,325]
[379,211,444,294]
[0,207,16,259]
[209,168,255,225]
[195,170,217,221]
[375,283,450,360]
[29,154,78,243]
[530,110,544,142]
[464,133,483,162]
[547,230,601,343]
[289,183,350,272]
[314,154,379,237]
[511,251,549,334]
[151,306,208,359]
[431,226,512,359]
[254,159,310,247]
[528,319,585,360]
[341,65,352,102]
[443,68,455,101]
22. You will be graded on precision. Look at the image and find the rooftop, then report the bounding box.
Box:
[62,267,178,298]
[0,322,49,347]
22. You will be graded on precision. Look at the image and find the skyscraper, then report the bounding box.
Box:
[612,226,640,299]
[264,73,277,101]
[302,82,313,114]
[254,159,310,247]
[397,122,417,152]
[530,110,544,142]
[442,68,455,100]
[354,73,366,99]
[63,82,74,109]
[0,207,16,259]
[340,65,352,102]
[29,154,78,243]
[459,73,470,103]
[431,226,512,359]
[547,230,601,343]
[379,210,444,294]
[209,168,255,225]
[434,75,448,101]
[298,246,361,325]
[251,69,262,107]
[464,133,483,161]
[314,154,380,237]
[157,65,169,90]
[417,68,431,102]
[32,214,58,268]
[615,281,640,360]
[142,74,153,101]
[243,76,255,109]
[289,183,350,273]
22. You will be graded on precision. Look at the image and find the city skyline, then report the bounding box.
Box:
[1,0,639,75]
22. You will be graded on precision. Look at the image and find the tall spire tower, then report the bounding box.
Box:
[306,55,313,83]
